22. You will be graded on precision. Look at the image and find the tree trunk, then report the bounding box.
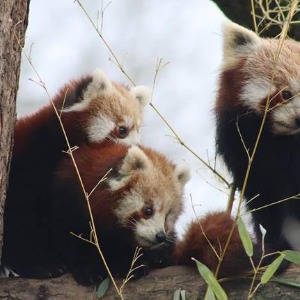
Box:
[0,265,300,299]
[0,0,30,261]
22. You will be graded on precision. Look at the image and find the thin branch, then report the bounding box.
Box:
[19,46,123,299]
[88,168,112,197]
[74,0,231,189]
[74,0,136,85]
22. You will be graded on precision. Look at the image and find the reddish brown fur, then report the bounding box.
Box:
[3,72,151,281]
[55,142,129,228]
[260,92,287,110]
[215,61,246,117]
[174,212,252,277]
[14,77,93,157]
[48,141,188,285]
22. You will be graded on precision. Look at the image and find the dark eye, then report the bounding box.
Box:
[118,126,128,138]
[144,207,154,217]
[281,90,293,100]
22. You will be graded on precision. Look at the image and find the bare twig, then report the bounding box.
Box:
[20,47,123,299]
[74,0,231,189]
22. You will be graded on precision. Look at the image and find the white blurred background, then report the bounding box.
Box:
[17,0,233,235]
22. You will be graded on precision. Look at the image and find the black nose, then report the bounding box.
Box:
[296,117,300,128]
[156,231,167,243]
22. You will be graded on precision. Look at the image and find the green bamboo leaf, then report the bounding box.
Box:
[173,289,186,300]
[95,277,110,298]
[173,289,181,300]
[282,250,300,264]
[271,277,300,288]
[261,254,285,284]
[180,289,186,300]
[205,287,217,300]
[237,217,253,257]
[193,258,228,300]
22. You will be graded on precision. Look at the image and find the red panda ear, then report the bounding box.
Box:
[109,146,151,191]
[83,69,113,98]
[174,164,190,187]
[62,69,114,112]
[120,146,151,173]
[130,86,152,108]
[222,21,262,69]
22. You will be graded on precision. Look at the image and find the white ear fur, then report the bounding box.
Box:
[222,22,262,69]
[175,164,191,186]
[109,146,151,191]
[120,146,151,174]
[87,68,113,94]
[130,86,152,108]
[63,69,114,112]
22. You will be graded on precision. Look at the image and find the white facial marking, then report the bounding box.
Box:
[135,211,166,248]
[121,130,140,145]
[123,115,134,128]
[271,96,300,135]
[282,216,300,250]
[121,116,138,143]
[122,115,140,145]
[289,78,300,94]
[87,113,115,142]
[241,78,276,111]
[114,190,145,226]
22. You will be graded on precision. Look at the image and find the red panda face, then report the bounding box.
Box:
[221,22,300,136]
[61,69,151,144]
[108,146,190,249]
[53,142,190,255]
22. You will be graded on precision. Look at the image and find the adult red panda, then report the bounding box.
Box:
[2,70,151,278]
[215,22,300,253]
[48,141,191,285]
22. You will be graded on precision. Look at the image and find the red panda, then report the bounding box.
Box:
[2,70,151,279]
[173,212,253,278]
[45,142,257,284]
[3,135,255,283]
[50,141,191,285]
[215,22,300,254]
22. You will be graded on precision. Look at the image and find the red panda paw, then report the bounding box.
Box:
[174,212,253,277]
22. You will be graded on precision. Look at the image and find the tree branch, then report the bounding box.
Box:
[0,265,300,299]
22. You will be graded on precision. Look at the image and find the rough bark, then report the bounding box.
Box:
[0,265,300,300]
[211,0,300,40]
[0,0,30,260]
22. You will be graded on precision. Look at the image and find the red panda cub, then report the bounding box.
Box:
[215,22,300,254]
[50,143,252,285]
[2,70,151,279]
[49,141,190,285]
